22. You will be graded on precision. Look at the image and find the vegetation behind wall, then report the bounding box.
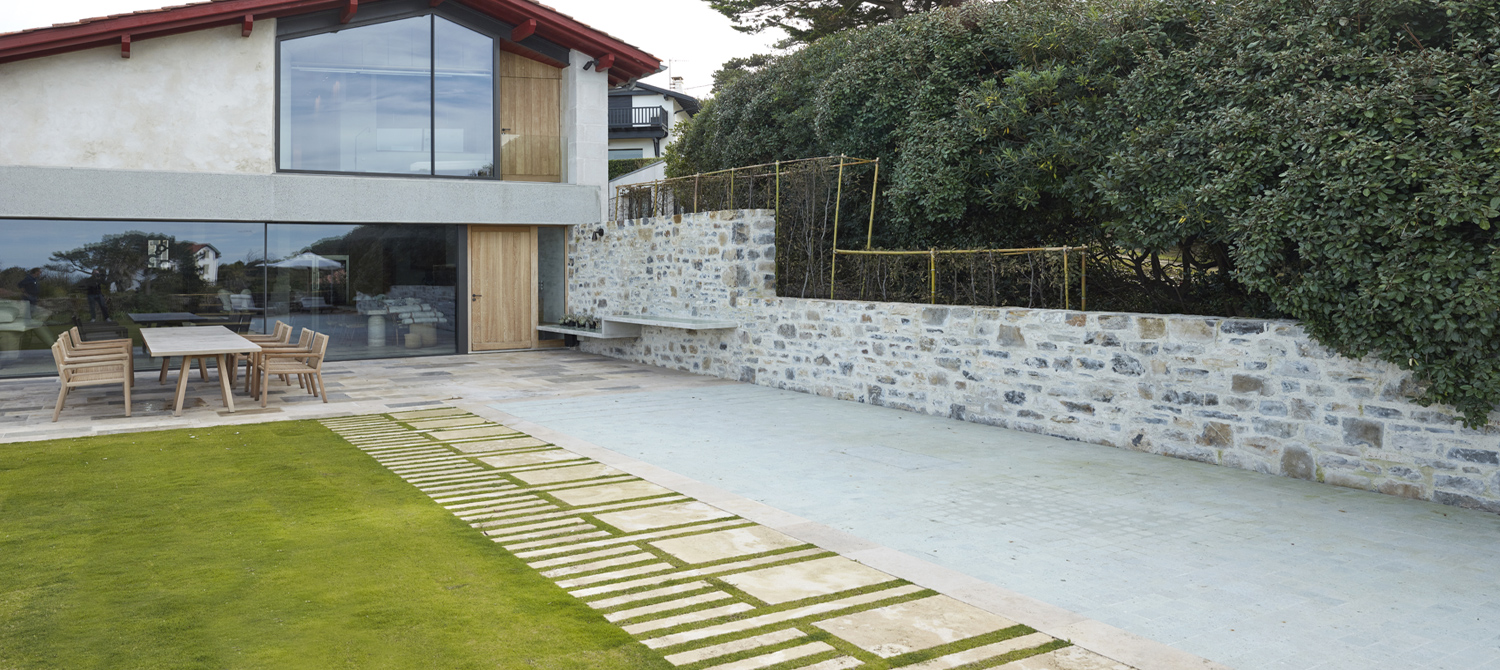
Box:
[667,0,1500,426]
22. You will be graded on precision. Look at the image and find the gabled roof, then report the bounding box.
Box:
[609,80,701,116]
[0,0,661,85]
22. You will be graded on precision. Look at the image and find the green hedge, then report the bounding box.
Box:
[669,0,1500,426]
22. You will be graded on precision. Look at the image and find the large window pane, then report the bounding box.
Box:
[280,17,433,175]
[434,17,495,178]
[0,221,267,379]
[266,224,459,360]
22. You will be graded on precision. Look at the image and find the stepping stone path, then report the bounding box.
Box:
[321,409,1135,670]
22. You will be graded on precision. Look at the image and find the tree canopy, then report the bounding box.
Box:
[707,0,966,44]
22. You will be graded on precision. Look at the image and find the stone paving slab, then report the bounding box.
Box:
[318,408,1140,670]
[0,350,734,443]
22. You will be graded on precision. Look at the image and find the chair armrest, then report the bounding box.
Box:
[61,351,130,364]
[60,360,127,372]
[260,350,316,359]
[72,342,131,352]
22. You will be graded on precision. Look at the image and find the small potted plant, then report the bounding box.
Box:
[557,313,599,347]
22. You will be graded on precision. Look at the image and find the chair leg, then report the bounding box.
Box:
[316,372,327,403]
[53,384,69,422]
[123,376,132,417]
[260,367,269,407]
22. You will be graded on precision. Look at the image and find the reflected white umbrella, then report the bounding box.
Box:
[271,253,343,310]
[270,252,343,270]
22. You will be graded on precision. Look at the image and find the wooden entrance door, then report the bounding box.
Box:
[469,225,536,351]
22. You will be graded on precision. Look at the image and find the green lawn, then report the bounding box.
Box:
[0,421,671,670]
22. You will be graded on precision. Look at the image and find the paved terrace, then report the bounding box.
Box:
[3,350,1498,669]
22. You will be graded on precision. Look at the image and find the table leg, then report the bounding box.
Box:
[217,353,235,413]
[159,357,171,384]
[172,356,190,417]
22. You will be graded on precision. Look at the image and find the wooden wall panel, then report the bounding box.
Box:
[499,52,562,183]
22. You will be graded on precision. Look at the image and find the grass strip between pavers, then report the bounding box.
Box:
[0,420,672,670]
[326,409,1089,670]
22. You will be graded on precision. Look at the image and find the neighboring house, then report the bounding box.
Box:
[608,79,699,160]
[0,0,662,378]
[191,244,222,284]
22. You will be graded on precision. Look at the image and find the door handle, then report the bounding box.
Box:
[472,293,482,301]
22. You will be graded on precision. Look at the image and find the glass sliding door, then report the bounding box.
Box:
[0,220,266,378]
[265,223,460,361]
[0,219,465,380]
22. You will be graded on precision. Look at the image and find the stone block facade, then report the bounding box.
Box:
[568,210,1500,513]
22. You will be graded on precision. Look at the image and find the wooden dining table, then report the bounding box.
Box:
[139,326,261,416]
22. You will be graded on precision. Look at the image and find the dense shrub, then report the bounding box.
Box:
[1100,0,1500,426]
[670,0,1500,425]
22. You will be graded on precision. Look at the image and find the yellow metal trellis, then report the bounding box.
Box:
[608,155,1088,311]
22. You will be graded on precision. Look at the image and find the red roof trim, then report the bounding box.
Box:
[0,0,660,83]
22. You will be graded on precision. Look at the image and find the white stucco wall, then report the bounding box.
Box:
[565,48,611,219]
[609,137,658,158]
[0,24,277,174]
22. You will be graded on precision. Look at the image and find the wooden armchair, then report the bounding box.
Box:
[227,321,290,383]
[257,332,329,407]
[65,327,132,358]
[243,320,291,344]
[51,339,132,421]
[247,328,313,396]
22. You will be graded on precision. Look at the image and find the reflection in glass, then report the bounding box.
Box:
[0,220,464,379]
[0,221,265,378]
[266,223,459,361]
[279,16,433,175]
[433,17,495,177]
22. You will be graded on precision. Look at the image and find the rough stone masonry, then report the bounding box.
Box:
[568,210,1500,514]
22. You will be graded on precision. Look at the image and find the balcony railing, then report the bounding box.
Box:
[609,106,668,130]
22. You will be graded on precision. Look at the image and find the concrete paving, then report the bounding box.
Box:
[493,383,1500,670]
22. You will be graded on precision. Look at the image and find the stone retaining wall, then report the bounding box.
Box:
[568,210,1500,513]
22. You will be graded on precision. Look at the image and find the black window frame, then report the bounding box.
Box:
[273,0,570,181]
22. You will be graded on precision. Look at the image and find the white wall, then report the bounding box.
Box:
[608,160,665,189]
[565,48,611,220]
[610,137,658,158]
[0,24,276,174]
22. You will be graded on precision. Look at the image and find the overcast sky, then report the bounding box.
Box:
[0,0,786,95]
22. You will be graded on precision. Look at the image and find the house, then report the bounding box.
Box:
[607,79,699,160]
[191,244,222,284]
[0,0,661,378]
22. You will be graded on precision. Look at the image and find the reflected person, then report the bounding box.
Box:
[85,268,109,321]
[18,268,40,319]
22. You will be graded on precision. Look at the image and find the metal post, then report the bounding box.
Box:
[929,248,937,304]
[1063,247,1070,311]
[774,161,781,288]
[694,174,700,213]
[729,168,736,209]
[1081,247,1088,312]
[865,158,880,250]
[830,156,847,299]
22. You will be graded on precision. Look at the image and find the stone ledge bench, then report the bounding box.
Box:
[539,315,738,340]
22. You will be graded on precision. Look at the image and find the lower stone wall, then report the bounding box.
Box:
[568,211,1500,513]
